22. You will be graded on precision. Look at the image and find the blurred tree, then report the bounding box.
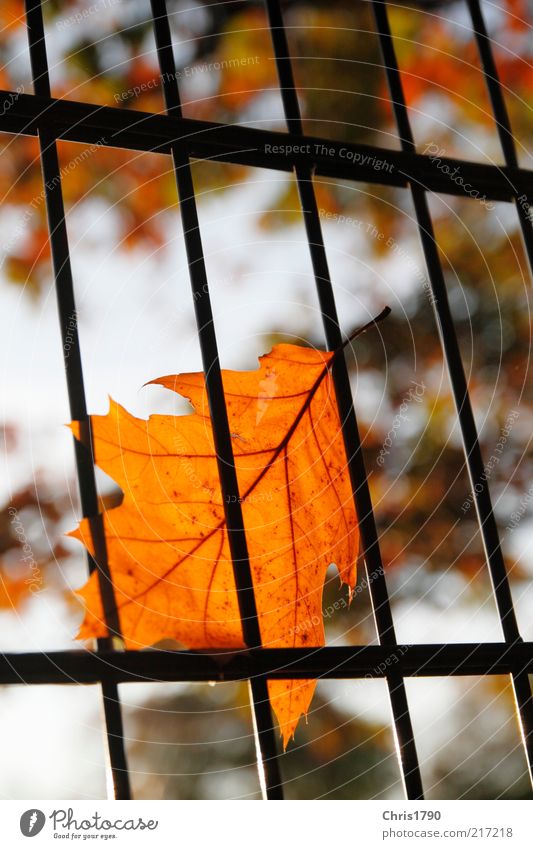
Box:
[0,471,75,611]
[125,681,402,800]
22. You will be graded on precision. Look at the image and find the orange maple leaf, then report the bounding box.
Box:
[70,315,388,745]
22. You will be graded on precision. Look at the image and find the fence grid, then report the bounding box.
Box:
[0,0,531,801]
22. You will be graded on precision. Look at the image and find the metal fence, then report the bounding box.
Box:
[0,0,532,800]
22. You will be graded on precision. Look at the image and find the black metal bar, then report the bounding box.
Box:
[466,0,533,296]
[466,0,517,167]
[24,0,131,800]
[466,0,533,784]
[371,0,533,789]
[265,0,424,800]
[2,642,533,685]
[148,0,283,800]
[2,89,533,202]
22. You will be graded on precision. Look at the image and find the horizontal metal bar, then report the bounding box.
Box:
[0,90,531,201]
[1,643,532,685]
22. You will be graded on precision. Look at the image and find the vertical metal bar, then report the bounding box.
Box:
[24,0,131,800]
[371,0,533,788]
[265,0,424,799]
[465,1,533,285]
[466,0,533,785]
[149,0,283,799]
[465,0,518,169]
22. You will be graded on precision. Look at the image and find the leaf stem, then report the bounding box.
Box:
[333,306,392,363]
